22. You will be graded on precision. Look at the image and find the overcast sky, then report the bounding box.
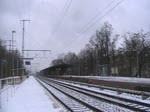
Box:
[0,0,150,71]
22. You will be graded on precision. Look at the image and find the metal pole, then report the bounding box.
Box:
[22,21,25,77]
[12,31,13,75]
[21,20,30,76]
[12,31,16,87]
[22,22,25,59]
[12,31,15,77]
[9,40,11,52]
[17,60,19,76]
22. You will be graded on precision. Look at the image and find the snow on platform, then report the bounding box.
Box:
[1,76,64,112]
[65,75,150,85]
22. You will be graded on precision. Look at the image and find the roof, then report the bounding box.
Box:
[42,64,71,71]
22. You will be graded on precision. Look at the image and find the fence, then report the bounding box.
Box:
[0,76,26,109]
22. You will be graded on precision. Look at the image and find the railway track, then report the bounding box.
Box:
[36,77,150,112]
[36,78,93,112]
[55,78,150,101]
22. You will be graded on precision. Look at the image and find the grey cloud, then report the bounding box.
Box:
[0,0,150,70]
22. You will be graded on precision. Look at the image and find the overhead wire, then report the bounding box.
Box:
[50,0,72,39]
[55,0,125,53]
[50,0,125,61]
[52,0,69,34]
[26,0,50,59]
[51,0,116,59]
[70,0,115,39]
[49,0,72,61]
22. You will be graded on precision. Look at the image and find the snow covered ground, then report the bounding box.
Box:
[65,75,150,84]
[1,76,64,112]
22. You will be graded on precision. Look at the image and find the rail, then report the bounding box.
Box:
[37,76,150,112]
[56,78,150,100]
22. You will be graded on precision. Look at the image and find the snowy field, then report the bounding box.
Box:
[1,76,63,112]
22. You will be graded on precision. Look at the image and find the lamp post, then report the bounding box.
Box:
[12,31,16,77]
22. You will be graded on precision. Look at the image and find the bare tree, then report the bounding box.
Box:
[89,22,117,76]
[50,22,150,78]
[0,38,23,78]
[122,30,150,77]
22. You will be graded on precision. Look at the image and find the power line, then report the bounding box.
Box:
[50,0,72,39]
[54,0,69,30]
[53,0,116,52]
[50,0,125,61]
[57,0,125,52]
[73,0,115,38]
[50,0,119,59]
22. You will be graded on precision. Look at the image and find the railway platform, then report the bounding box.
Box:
[1,76,64,112]
[57,76,150,91]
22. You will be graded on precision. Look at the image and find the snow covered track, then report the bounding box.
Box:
[57,79,150,100]
[36,78,93,112]
[36,77,150,112]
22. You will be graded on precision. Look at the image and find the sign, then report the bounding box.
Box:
[25,61,31,65]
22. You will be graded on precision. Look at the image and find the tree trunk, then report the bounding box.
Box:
[129,55,132,77]
[138,64,142,78]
